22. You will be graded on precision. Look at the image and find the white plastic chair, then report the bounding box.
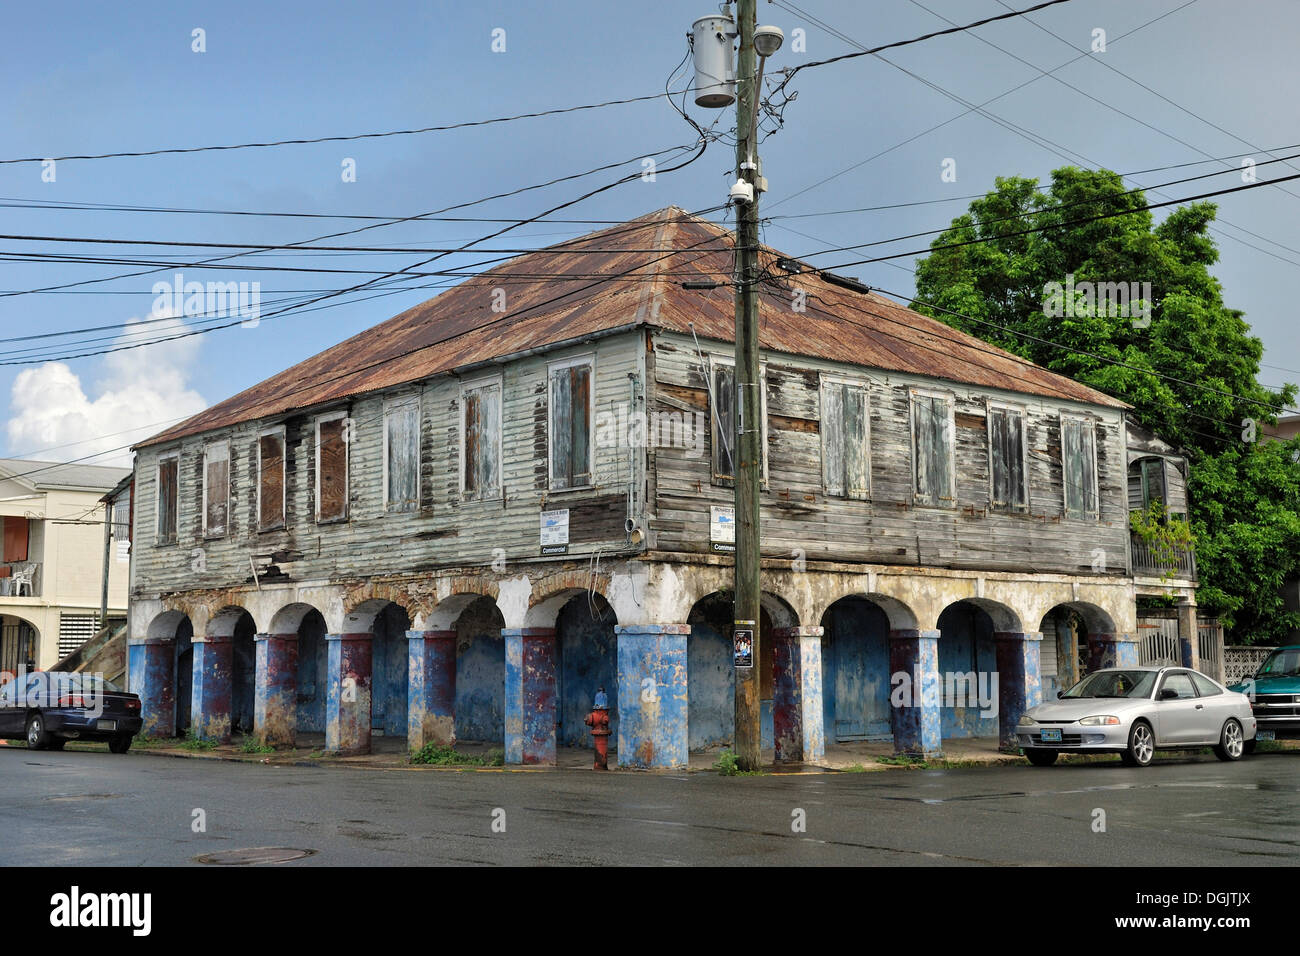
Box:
[11,565,35,597]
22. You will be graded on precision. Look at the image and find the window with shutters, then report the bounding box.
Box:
[156,454,178,544]
[988,404,1028,511]
[315,413,349,523]
[548,357,593,490]
[1061,415,1099,519]
[710,358,767,485]
[111,495,131,540]
[821,378,870,499]
[202,442,230,537]
[384,398,420,512]
[461,376,502,500]
[258,426,286,531]
[911,392,955,507]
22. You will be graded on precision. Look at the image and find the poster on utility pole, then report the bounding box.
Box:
[733,620,755,668]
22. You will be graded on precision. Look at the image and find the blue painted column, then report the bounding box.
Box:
[1088,632,1140,671]
[128,637,175,738]
[503,628,557,765]
[408,629,457,750]
[190,634,233,743]
[772,626,825,764]
[616,623,689,769]
[1177,603,1198,669]
[888,629,942,758]
[254,633,298,747]
[325,633,373,755]
[995,631,1043,753]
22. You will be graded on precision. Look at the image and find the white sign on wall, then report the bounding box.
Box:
[540,509,569,555]
[115,540,131,563]
[710,505,735,553]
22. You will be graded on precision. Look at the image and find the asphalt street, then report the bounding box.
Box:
[1,748,1296,866]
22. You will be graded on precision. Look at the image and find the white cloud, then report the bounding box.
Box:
[6,315,207,468]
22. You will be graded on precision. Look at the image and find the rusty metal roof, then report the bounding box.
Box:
[139,206,1125,448]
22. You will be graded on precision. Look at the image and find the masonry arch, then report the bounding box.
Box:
[0,612,41,678]
[1038,601,1118,697]
[819,595,919,743]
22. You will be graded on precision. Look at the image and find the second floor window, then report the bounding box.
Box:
[822,379,869,499]
[988,405,1028,511]
[911,392,954,507]
[548,358,593,490]
[316,414,349,522]
[1062,416,1099,519]
[710,359,767,484]
[258,428,285,531]
[461,377,502,499]
[203,442,229,537]
[384,399,420,512]
[157,455,178,544]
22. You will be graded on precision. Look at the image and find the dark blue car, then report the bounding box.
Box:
[0,671,142,752]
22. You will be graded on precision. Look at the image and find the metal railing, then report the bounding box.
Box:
[1130,534,1197,581]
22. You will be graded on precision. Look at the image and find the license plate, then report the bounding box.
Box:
[1039,728,1062,743]
[96,720,116,731]
[1256,730,1275,741]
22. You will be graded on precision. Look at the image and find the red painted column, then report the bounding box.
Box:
[326,633,372,755]
[408,629,457,750]
[254,633,298,747]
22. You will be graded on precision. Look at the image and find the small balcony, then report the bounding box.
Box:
[0,561,41,598]
[1130,534,1197,582]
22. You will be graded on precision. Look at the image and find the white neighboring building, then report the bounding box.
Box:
[0,459,131,673]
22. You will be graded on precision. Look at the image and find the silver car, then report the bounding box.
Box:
[1017,666,1257,767]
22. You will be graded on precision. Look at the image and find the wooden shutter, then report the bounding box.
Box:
[549,365,591,489]
[258,432,285,530]
[157,458,178,542]
[1063,419,1096,518]
[712,364,736,479]
[386,403,419,511]
[2,517,28,563]
[318,419,347,521]
[822,383,845,496]
[914,395,950,505]
[1081,424,1097,515]
[825,383,868,500]
[463,384,500,497]
[204,444,229,536]
[990,408,1026,508]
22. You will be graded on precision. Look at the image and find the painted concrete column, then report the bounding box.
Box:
[254,633,298,748]
[995,631,1043,753]
[128,638,176,738]
[325,633,373,755]
[190,634,233,743]
[616,623,689,769]
[888,629,942,758]
[1087,633,1140,671]
[772,625,825,764]
[1176,603,1199,670]
[408,629,457,750]
[503,628,557,765]
[1055,617,1080,695]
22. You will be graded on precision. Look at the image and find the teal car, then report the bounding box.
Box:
[1229,644,1300,752]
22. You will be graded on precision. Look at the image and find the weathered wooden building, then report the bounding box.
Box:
[126,207,1202,765]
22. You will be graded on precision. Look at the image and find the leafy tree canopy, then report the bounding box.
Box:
[912,166,1300,641]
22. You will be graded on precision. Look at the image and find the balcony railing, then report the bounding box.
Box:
[1130,534,1197,581]
[0,562,41,598]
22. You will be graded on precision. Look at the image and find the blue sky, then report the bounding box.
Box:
[1,0,1296,465]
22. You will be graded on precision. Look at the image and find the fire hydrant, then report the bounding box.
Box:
[584,687,611,771]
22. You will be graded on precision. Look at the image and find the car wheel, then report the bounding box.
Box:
[108,735,132,754]
[25,714,50,750]
[1213,719,1244,761]
[1122,721,1155,767]
[1243,739,1257,756]
[1024,748,1058,766]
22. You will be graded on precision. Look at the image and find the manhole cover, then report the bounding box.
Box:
[194,847,316,865]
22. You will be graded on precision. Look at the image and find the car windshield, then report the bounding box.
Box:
[1257,648,1300,678]
[1062,670,1156,699]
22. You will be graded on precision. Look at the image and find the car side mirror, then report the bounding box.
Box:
[1159,688,1178,700]
[1056,690,1063,699]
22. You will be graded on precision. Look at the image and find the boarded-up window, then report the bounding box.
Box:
[912,393,954,506]
[549,361,592,489]
[711,363,736,481]
[157,456,178,544]
[822,381,869,499]
[111,496,131,539]
[989,406,1027,510]
[258,430,285,531]
[317,416,348,522]
[203,442,230,537]
[385,400,420,512]
[1062,417,1098,519]
[2,517,29,562]
[462,380,501,499]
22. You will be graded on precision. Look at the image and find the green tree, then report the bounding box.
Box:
[912,166,1300,641]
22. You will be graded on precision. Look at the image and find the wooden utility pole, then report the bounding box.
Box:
[732,0,762,771]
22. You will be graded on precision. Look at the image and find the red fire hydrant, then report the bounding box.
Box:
[584,687,611,771]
